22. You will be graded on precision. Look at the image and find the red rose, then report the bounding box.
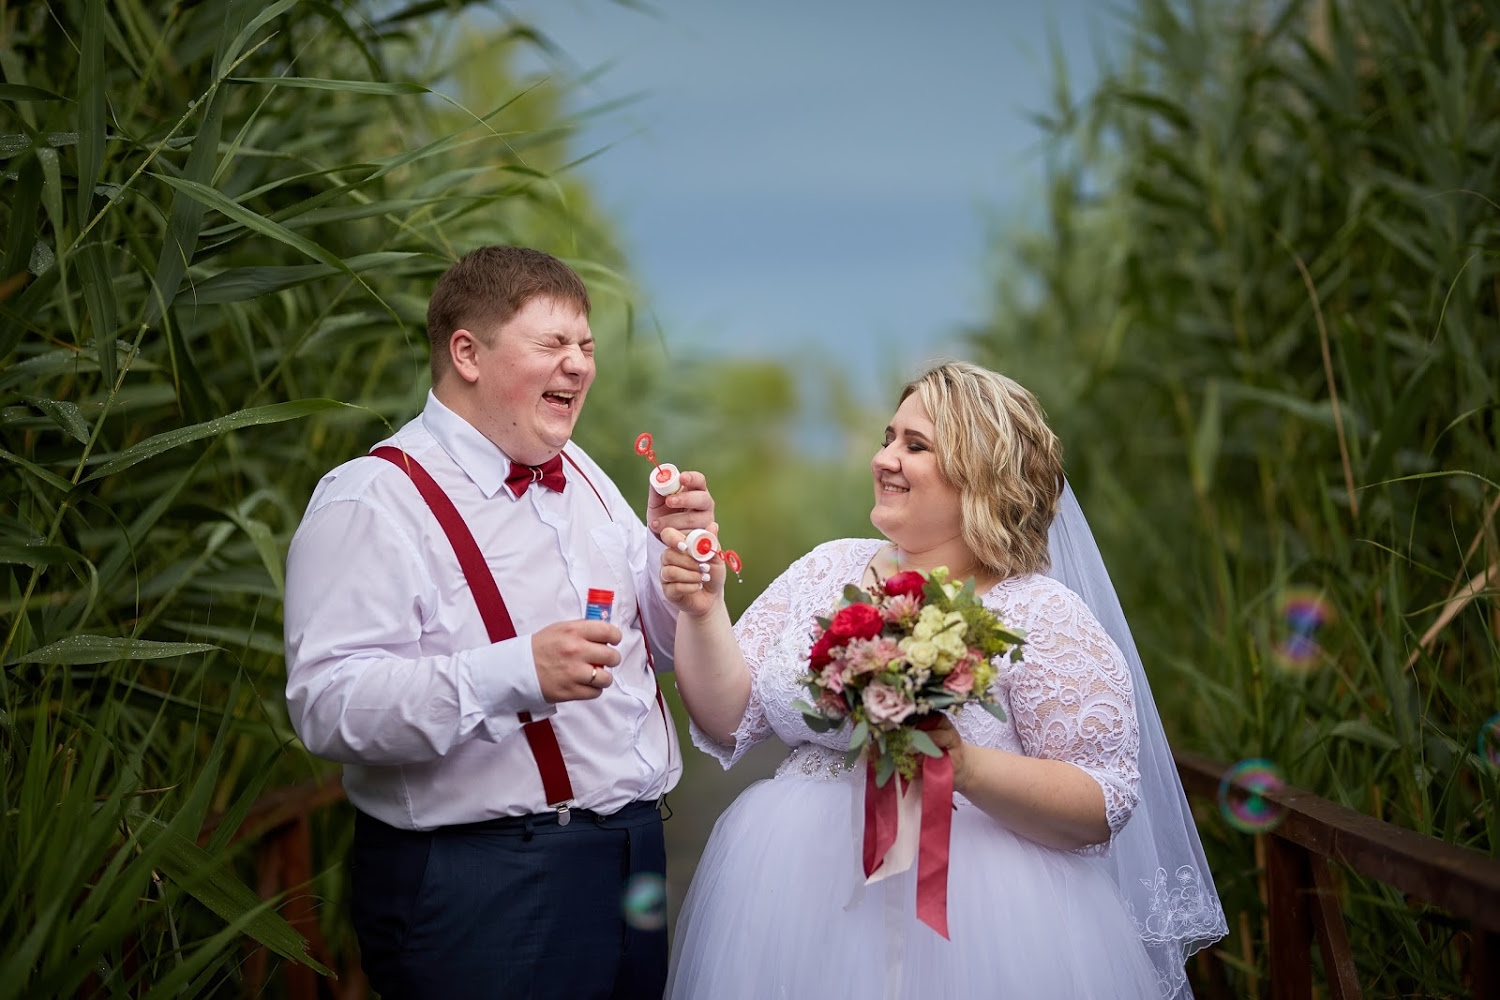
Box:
[882,571,927,602]
[829,603,885,642]
[808,631,836,670]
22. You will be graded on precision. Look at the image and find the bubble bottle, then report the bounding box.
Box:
[585,588,614,622]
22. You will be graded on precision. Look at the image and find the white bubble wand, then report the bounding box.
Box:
[634,432,743,581]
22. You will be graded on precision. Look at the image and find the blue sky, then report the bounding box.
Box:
[502,0,1125,405]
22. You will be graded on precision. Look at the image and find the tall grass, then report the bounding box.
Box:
[0,1,659,993]
[971,0,1498,993]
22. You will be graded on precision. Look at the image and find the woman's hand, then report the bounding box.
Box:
[659,525,726,619]
[921,714,971,793]
[922,714,1114,850]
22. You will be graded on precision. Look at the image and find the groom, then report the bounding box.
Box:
[284,245,716,998]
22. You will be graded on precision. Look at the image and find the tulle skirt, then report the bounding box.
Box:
[667,770,1163,999]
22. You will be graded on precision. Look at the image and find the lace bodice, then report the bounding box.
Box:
[689,538,1143,840]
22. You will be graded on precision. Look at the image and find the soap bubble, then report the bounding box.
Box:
[622,872,667,931]
[1274,586,1335,671]
[1217,758,1287,833]
[1479,713,1500,770]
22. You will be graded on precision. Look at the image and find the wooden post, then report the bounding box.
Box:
[1307,857,1361,1000]
[1474,927,1498,1000]
[1266,834,1313,1000]
[282,814,321,1000]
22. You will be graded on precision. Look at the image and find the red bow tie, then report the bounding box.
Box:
[505,454,566,498]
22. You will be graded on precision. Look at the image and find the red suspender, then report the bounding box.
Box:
[370,447,574,811]
[561,451,663,676]
[559,451,671,722]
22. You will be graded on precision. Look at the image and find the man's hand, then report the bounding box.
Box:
[530,620,622,703]
[647,469,715,540]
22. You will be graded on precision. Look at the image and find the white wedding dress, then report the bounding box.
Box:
[666,538,1166,999]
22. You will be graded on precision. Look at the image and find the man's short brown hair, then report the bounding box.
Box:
[425,246,591,382]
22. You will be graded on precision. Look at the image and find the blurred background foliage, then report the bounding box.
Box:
[0,0,1494,996]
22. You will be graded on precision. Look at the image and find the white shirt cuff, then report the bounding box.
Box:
[464,636,557,740]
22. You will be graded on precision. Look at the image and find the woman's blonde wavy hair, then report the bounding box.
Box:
[900,361,1064,579]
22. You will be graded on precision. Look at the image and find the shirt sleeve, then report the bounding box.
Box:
[1005,584,1142,851]
[283,496,555,766]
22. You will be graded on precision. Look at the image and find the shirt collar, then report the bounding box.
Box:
[420,391,545,501]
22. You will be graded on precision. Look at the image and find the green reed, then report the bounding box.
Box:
[970,0,1498,994]
[0,0,674,993]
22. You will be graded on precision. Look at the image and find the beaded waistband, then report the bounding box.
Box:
[775,742,859,782]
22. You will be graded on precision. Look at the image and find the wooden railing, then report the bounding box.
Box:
[225,754,1500,998]
[1175,749,1500,1000]
[199,774,360,999]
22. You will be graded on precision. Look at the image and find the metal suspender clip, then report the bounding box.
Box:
[555,803,571,827]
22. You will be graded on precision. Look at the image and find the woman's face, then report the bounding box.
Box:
[869,393,965,554]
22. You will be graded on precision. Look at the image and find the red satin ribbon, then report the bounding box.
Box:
[862,764,899,878]
[917,750,953,939]
[860,751,955,940]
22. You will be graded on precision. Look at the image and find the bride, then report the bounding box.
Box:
[659,361,1226,998]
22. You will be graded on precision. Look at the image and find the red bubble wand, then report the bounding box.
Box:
[634,432,743,580]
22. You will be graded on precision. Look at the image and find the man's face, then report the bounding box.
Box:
[463,295,595,465]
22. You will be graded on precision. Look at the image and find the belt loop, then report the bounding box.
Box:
[521,815,535,842]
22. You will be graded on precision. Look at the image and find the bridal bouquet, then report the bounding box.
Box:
[793,566,1026,786]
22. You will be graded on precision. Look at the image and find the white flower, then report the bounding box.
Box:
[899,636,940,668]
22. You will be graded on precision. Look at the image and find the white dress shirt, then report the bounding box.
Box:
[284,392,682,829]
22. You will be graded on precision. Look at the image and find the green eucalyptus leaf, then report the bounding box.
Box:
[909,728,943,758]
[791,698,836,733]
[981,701,1008,723]
[841,584,873,605]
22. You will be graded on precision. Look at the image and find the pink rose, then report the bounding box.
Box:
[862,680,916,727]
[842,636,902,678]
[817,690,849,720]
[829,603,884,642]
[823,655,848,694]
[882,570,927,601]
[941,656,976,696]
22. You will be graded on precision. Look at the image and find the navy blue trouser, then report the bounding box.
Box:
[349,801,668,1000]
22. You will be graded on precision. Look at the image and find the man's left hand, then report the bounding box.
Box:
[647,469,715,539]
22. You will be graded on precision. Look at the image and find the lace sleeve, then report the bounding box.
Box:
[1006,582,1142,851]
[687,555,800,769]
